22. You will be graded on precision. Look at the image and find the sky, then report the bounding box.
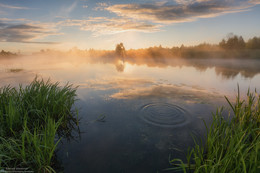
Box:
[0,0,260,52]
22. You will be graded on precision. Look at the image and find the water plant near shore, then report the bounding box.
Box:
[168,88,260,173]
[0,77,78,172]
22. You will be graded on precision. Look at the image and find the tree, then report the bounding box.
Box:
[0,50,16,57]
[115,43,126,57]
[238,36,246,49]
[219,39,226,49]
[219,35,245,49]
[246,37,260,49]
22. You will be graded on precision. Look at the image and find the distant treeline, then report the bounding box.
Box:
[219,35,260,49]
[126,35,260,59]
[0,50,17,57]
[2,34,260,59]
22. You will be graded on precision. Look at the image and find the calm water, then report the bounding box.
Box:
[1,55,260,172]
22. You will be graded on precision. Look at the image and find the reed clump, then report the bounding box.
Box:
[0,77,78,172]
[168,88,260,173]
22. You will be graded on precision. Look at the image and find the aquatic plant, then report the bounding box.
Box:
[168,88,260,173]
[0,77,78,172]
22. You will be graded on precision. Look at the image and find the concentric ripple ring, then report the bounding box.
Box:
[139,103,191,128]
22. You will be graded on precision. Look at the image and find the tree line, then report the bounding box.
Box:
[0,50,17,57]
[219,34,260,50]
[1,34,260,58]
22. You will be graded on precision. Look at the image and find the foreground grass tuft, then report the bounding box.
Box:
[168,88,260,173]
[0,77,78,172]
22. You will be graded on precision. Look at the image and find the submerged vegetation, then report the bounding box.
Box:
[168,88,260,173]
[0,78,78,172]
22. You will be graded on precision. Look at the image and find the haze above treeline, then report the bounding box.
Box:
[1,34,260,59]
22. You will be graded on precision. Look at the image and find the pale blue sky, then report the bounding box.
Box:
[0,0,260,52]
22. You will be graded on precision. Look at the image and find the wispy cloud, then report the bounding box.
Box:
[65,1,77,13]
[80,77,154,90]
[78,77,221,103]
[58,1,78,17]
[106,0,256,24]
[0,20,61,44]
[0,3,29,10]
[66,0,258,36]
[110,84,221,103]
[94,2,109,11]
[249,0,260,4]
[61,17,161,36]
[0,18,30,22]
[3,0,257,38]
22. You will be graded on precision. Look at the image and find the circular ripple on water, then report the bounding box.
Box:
[139,103,191,128]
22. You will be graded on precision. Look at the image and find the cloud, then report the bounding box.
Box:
[79,77,154,90]
[66,0,258,36]
[110,84,222,103]
[78,77,221,103]
[94,2,109,11]
[0,18,30,22]
[57,1,78,17]
[62,17,161,36]
[56,0,259,36]
[0,20,61,43]
[0,3,29,10]
[249,0,260,4]
[105,0,258,24]
[65,1,77,13]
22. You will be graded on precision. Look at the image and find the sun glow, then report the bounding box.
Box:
[123,62,136,73]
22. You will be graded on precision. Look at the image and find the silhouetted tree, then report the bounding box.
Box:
[219,35,245,49]
[219,39,226,48]
[246,37,260,49]
[115,43,126,57]
[238,36,246,49]
[0,50,16,57]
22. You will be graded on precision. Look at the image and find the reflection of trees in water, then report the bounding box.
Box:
[123,57,260,79]
[115,60,125,72]
[215,67,258,79]
[86,52,260,78]
[186,59,260,79]
[115,43,126,72]
[215,67,239,79]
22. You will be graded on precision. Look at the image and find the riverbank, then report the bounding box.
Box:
[0,78,78,172]
[168,88,260,172]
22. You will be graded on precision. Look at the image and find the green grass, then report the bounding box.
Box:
[167,88,260,173]
[0,77,78,172]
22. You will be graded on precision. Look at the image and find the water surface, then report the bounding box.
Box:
[1,55,260,172]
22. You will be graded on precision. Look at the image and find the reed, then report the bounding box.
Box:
[168,88,260,173]
[0,77,78,172]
